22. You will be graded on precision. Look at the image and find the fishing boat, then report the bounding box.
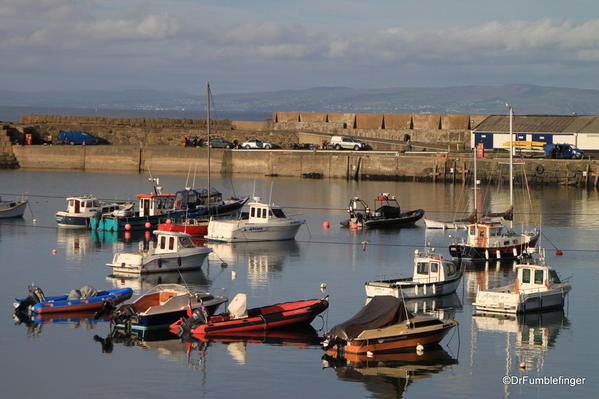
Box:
[106,230,211,275]
[321,296,457,355]
[340,194,424,229]
[473,249,571,314]
[0,195,28,219]
[13,284,132,315]
[171,293,329,336]
[55,195,134,228]
[112,284,227,330]
[206,196,304,242]
[365,249,463,299]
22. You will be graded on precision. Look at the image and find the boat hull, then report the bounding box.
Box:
[365,274,462,299]
[424,219,466,230]
[15,288,133,314]
[157,222,208,236]
[206,221,303,242]
[341,209,424,229]
[55,213,90,228]
[335,322,456,355]
[449,232,540,261]
[0,201,28,219]
[120,301,225,330]
[474,285,570,314]
[91,211,186,232]
[108,251,210,275]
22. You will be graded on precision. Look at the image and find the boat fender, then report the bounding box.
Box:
[157,258,162,268]
[544,280,549,288]
[536,165,545,175]
[514,278,519,294]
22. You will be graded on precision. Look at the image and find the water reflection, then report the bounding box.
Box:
[14,311,108,338]
[322,346,457,398]
[462,260,518,300]
[404,293,463,321]
[106,269,210,292]
[209,241,300,288]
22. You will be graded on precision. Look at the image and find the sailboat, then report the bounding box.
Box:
[448,106,539,261]
[158,83,248,237]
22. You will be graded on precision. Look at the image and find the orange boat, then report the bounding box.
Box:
[322,296,457,355]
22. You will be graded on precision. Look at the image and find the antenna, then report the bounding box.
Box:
[185,164,191,191]
[268,180,274,205]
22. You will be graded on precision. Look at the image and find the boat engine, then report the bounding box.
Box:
[14,285,45,315]
[175,308,207,337]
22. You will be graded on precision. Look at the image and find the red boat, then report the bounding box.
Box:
[170,294,329,336]
[157,218,209,236]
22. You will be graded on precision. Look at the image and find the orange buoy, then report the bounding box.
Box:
[124,231,132,241]
[555,249,564,256]
[144,222,151,229]
[322,221,330,229]
[124,223,131,231]
[51,249,57,255]
[350,223,359,230]
[144,231,151,240]
[166,219,172,225]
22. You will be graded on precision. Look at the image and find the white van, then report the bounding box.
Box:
[329,136,366,151]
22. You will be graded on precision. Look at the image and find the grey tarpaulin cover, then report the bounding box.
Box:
[327,296,412,341]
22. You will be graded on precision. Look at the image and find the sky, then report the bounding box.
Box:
[2,0,599,94]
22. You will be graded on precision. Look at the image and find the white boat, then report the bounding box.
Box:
[424,219,466,230]
[56,195,134,228]
[365,249,463,299]
[473,249,571,314]
[0,196,28,219]
[107,230,212,275]
[206,196,304,242]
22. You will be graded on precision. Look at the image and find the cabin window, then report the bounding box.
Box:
[272,208,286,218]
[534,270,544,284]
[549,270,561,284]
[504,241,510,245]
[86,201,93,208]
[93,201,100,207]
[251,208,255,218]
[479,230,485,237]
[430,263,439,273]
[469,227,475,235]
[69,200,74,207]
[416,262,429,275]
[169,237,175,250]
[446,262,455,276]
[160,236,166,249]
[490,227,501,236]
[522,268,531,283]
[261,208,267,218]
[179,237,195,248]
[166,198,174,209]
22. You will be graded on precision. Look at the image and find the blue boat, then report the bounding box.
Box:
[14,285,133,315]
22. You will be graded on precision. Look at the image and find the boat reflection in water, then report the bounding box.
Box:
[209,240,300,288]
[472,309,570,374]
[14,310,109,338]
[404,293,463,322]
[322,346,457,398]
[462,260,519,300]
[106,268,211,292]
[56,229,152,261]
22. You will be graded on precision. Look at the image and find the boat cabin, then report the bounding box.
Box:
[412,252,459,283]
[152,231,197,254]
[373,193,401,218]
[174,188,223,211]
[65,196,100,215]
[466,221,520,247]
[136,193,176,217]
[247,197,287,223]
[514,264,562,293]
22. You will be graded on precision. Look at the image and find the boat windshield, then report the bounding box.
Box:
[416,262,429,275]
[179,237,195,248]
[549,269,561,283]
[489,227,502,236]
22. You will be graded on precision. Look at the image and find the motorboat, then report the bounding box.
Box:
[322,296,457,355]
[107,230,212,275]
[365,249,463,299]
[0,195,28,219]
[449,218,539,260]
[171,293,329,336]
[340,194,424,229]
[13,284,132,315]
[112,284,227,330]
[206,196,304,242]
[55,195,134,228]
[473,249,571,314]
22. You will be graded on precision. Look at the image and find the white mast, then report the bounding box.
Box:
[507,104,514,229]
[473,145,477,219]
[207,82,211,213]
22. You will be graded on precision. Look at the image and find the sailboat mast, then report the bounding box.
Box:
[508,105,513,207]
[473,145,477,218]
[207,82,211,212]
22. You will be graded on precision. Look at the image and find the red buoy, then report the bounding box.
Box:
[124,231,132,241]
[555,249,564,256]
[166,219,172,225]
[145,231,151,240]
[124,223,131,231]
[51,249,57,255]
[350,223,359,230]
[145,222,151,229]
[322,221,330,229]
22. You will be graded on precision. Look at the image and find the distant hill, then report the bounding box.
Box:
[2,84,599,116]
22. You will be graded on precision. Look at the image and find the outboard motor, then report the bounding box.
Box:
[175,308,207,337]
[14,285,45,315]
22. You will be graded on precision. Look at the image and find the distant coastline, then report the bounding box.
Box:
[0,106,271,123]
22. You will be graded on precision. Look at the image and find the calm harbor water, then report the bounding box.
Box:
[1,170,597,398]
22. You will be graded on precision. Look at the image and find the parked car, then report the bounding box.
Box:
[329,136,366,150]
[241,138,272,149]
[208,137,234,149]
[59,130,99,145]
[544,143,584,159]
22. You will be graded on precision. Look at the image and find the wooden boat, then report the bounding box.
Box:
[112,284,227,330]
[55,195,134,228]
[322,296,457,355]
[473,249,571,314]
[157,217,209,236]
[340,194,424,229]
[206,196,304,242]
[365,249,463,299]
[171,293,329,336]
[14,285,132,315]
[0,196,28,219]
[106,230,211,275]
